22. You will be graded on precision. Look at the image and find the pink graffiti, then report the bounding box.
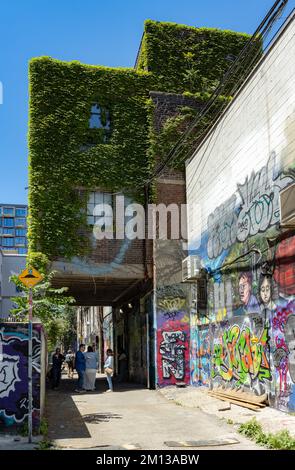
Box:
[272,306,293,332]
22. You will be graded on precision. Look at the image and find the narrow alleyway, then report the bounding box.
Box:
[46,373,260,450]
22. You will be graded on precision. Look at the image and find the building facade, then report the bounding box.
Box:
[28,20,255,387]
[0,204,28,255]
[185,12,295,411]
[0,251,26,318]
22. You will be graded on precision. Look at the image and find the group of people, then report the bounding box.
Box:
[74,344,114,393]
[50,344,127,393]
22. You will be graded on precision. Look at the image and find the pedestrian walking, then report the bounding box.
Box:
[104,349,114,392]
[84,346,98,391]
[74,344,86,392]
[65,349,75,378]
[51,348,64,390]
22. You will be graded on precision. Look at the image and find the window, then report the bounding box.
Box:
[3,207,14,216]
[15,218,26,227]
[2,228,14,236]
[18,247,27,255]
[89,103,111,143]
[15,208,27,217]
[87,191,113,226]
[2,237,14,247]
[15,228,26,236]
[15,237,25,246]
[3,218,14,227]
[89,104,110,130]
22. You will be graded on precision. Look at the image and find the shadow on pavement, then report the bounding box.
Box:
[46,373,145,441]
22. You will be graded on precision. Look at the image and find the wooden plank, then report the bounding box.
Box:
[209,391,266,408]
[214,386,267,404]
[212,388,266,406]
[208,392,262,411]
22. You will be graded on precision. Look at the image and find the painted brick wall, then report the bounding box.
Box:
[186,14,295,411]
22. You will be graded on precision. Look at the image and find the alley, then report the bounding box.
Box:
[46,375,260,450]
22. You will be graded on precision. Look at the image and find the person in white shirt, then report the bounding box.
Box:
[104,349,114,392]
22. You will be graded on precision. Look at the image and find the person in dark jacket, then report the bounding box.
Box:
[74,344,86,392]
[51,348,65,390]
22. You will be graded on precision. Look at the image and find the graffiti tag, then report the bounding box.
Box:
[159,331,186,380]
[211,324,271,386]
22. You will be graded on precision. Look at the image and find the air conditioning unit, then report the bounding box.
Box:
[182,255,203,282]
[280,183,295,227]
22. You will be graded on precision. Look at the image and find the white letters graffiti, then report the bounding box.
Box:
[237,151,293,242]
[207,151,294,258]
[159,331,185,380]
[207,195,237,259]
[0,354,20,398]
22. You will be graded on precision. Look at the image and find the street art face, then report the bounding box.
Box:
[239,273,252,305]
[188,150,295,410]
[0,324,41,427]
[156,286,190,386]
[260,276,272,307]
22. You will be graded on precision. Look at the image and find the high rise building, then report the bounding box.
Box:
[0,204,28,255]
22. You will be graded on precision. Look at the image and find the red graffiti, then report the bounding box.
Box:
[274,236,295,295]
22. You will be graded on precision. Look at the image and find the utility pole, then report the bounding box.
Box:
[18,267,43,444]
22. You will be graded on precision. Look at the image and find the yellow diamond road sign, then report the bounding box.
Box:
[18,267,43,288]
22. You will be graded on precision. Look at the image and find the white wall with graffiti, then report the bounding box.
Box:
[186,14,295,411]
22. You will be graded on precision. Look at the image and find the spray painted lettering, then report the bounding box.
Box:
[237,151,293,242]
[211,324,271,386]
[159,331,186,380]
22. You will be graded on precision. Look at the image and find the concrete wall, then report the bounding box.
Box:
[186,14,295,411]
[0,252,26,318]
[0,322,46,428]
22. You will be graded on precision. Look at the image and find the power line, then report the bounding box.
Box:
[105,0,288,196]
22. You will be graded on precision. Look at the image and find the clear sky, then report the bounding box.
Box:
[0,0,293,205]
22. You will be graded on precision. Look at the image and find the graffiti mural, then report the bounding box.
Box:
[0,324,42,427]
[272,301,295,411]
[236,152,293,242]
[187,148,295,409]
[196,326,211,386]
[206,151,294,260]
[211,320,271,391]
[157,285,190,386]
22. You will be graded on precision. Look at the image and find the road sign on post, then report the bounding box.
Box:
[18,267,43,289]
[18,267,43,443]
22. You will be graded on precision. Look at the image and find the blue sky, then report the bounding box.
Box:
[0,0,293,204]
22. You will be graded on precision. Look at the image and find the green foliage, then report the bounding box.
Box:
[38,440,54,450]
[9,269,76,350]
[29,22,256,259]
[137,20,255,94]
[238,418,295,450]
[39,417,48,436]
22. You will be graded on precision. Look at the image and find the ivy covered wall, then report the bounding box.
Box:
[136,20,256,93]
[29,21,253,260]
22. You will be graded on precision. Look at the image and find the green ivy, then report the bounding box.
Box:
[29,21,256,260]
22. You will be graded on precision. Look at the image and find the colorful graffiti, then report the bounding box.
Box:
[157,285,190,386]
[0,324,42,427]
[211,321,271,389]
[272,301,295,411]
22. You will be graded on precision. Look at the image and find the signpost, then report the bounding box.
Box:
[18,267,43,443]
